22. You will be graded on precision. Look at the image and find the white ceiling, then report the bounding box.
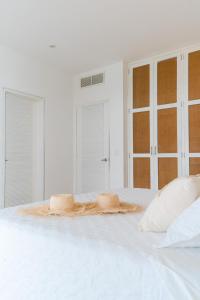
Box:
[0,0,200,74]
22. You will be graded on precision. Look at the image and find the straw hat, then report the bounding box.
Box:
[96,193,120,209]
[50,194,74,210]
[19,192,142,217]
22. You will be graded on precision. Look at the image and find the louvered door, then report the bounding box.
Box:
[3,91,45,208]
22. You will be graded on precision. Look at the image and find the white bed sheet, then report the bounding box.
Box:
[0,189,200,300]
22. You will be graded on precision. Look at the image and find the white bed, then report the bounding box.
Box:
[0,189,200,300]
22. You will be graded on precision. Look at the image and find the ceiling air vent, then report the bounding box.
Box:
[81,76,92,88]
[92,73,104,85]
[80,73,104,88]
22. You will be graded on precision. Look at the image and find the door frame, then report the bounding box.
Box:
[0,88,45,208]
[74,99,110,193]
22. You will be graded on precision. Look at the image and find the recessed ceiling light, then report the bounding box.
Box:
[49,45,56,48]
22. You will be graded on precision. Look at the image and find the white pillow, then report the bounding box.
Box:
[159,197,200,248]
[139,176,200,232]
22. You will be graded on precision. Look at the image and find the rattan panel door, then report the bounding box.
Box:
[188,50,200,100]
[129,47,200,192]
[189,104,200,153]
[158,158,178,189]
[156,55,179,189]
[133,158,150,188]
[157,58,177,105]
[131,63,152,189]
[158,108,177,153]
[157,107,178,187]
[190,158,200,175]
[133,65,150,108]
[187,50,200,176]
[133,112,150,153]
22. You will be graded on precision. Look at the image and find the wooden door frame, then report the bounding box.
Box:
[0,88,45,208]
[74,99,110,194]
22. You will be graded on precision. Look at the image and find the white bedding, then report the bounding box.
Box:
[0,189,200,300]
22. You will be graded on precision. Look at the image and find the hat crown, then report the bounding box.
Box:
[96,193,120,209]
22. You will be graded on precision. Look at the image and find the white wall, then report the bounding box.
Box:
[0,45,73,200]
[73,62,124,191]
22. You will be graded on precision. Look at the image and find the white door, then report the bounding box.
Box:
[4,91,44,207]
[77,102,110,193]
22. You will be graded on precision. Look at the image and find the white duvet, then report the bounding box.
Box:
[0,189,200,300]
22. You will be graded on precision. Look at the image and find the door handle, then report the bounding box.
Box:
[101,158,108,162]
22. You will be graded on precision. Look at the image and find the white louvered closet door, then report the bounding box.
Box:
[5,93,35,207]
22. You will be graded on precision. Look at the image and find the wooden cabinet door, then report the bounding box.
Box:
[129,48,200,191]
[130,63,153,189]
[186,50,200,175]
[155,56,179,189]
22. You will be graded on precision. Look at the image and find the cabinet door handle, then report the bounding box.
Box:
[154,146,157,155]
[101,158,108,162]
[150,146,153,155]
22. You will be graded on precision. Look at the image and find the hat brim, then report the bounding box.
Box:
[19,201,143,217]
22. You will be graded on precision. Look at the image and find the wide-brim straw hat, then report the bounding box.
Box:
[19,193,142,217]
